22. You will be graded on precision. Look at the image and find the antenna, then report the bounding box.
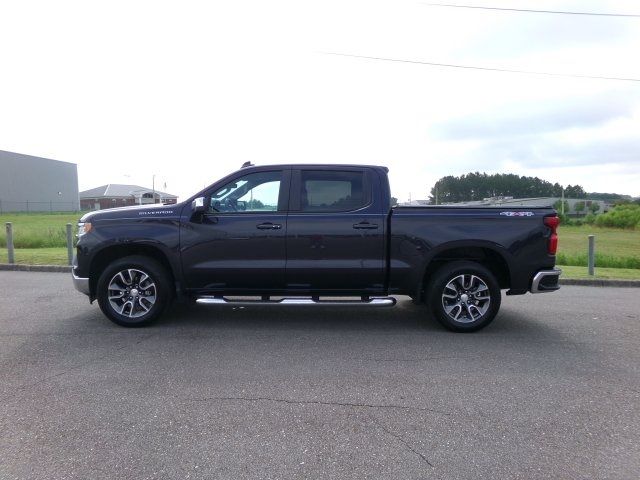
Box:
[241,161,254,168]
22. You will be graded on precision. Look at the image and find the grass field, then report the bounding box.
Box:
[0,213,80,248]
[557,265,640,280]
[1,214,639,279]
[556,224,640,269]
[0,247,70,266]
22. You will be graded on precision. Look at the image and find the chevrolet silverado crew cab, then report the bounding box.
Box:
[72,164,561,332]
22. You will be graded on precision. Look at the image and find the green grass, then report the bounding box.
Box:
[0,247,70,265]
[557,224,640,269]
[0,213,80,248]
[558,224,640,257]
[558,265,640,280]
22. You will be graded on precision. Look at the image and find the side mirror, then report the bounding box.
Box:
[192,197,205,213]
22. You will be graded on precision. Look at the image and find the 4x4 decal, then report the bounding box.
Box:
[500,211,535,217]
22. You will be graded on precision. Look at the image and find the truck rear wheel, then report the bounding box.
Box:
[96,255,171,327]
[427,261,501,332]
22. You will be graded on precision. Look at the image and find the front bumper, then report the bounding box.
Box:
[71,265,90,296]
[530,269,562,293]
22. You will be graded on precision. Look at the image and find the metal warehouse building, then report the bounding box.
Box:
[0,150,79,212]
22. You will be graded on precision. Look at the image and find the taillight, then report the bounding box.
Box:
[544,215,559,255]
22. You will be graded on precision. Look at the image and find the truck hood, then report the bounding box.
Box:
[79,203,183,223]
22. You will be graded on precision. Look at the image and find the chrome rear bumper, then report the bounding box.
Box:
[530,269,562,293]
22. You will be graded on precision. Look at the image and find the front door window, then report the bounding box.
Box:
[209,171,282,213]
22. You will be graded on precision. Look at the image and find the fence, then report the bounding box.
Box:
[0,200,80,213]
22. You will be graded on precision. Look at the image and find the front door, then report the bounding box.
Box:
[180,169,290,292]
[285,168,386,294]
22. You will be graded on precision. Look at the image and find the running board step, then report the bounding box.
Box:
[195,296,396,307]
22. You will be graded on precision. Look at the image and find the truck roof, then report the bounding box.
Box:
[240,163,389,173]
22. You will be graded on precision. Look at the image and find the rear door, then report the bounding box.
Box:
[180,169,290,292]
[285,167,386,293]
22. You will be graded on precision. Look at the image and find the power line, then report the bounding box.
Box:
[422,3,640,18]
[323,52,640,82]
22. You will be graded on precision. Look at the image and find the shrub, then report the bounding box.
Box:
[558,212,570,225]
[553,200,569,214]
[595,204,640,229]
[583,213,597,225]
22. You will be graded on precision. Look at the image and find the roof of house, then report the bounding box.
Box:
[79,184,177,199]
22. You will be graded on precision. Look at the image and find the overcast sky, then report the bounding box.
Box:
[1,0,639,201]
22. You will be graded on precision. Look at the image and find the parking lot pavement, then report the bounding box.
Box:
[1,271,639,480]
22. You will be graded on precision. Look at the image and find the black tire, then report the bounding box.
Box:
[427,261,501,332]
[96,255,172,327]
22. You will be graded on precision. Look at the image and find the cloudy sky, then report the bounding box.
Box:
[1,0,639,201]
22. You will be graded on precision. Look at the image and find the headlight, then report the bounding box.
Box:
[77,222,92,236]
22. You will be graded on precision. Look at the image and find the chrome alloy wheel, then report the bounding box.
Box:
[441,274,491,323]
[107,269,157,318]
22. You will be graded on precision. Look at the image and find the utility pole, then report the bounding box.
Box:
[152,174,156,203]
[435,185,438,205]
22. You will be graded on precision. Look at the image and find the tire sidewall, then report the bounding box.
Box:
[96,255,170,327]
[428,261,501,332]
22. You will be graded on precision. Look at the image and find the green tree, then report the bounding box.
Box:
[565,185,586,198]
[390,196,398,206]
[246,199,264,209]
[589,202,600,214]
[587,192,631,202]
[428,172,586,203]
[574,201,586,216]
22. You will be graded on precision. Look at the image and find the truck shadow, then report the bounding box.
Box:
[151,296,562,339]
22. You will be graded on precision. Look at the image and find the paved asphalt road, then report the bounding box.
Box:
[1,272,639,480]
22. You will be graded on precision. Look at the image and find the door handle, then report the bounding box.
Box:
[256,222,282,230]
[353,222,378,230]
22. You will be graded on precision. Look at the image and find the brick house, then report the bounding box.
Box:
[80,184,178,211]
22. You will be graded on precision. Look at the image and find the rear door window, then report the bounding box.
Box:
[300,170,369,212]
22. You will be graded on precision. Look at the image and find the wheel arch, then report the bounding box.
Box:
[418,242,512,302]
[88,243,177,301]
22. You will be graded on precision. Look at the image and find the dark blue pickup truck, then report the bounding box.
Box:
[72,164,561,332]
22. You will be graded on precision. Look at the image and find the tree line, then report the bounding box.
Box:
[428,172,588,204]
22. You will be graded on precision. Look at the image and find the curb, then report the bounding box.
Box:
[559,278,640,288]
[0,264,72,273]
[1,264,639,287]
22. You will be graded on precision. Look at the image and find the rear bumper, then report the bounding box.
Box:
[530,269,562,293]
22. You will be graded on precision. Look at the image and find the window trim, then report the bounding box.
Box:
[289,168,372,213]
[203,169,291,215]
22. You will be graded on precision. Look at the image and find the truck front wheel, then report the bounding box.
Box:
[96,255,171,327]
[427,261,501,332]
